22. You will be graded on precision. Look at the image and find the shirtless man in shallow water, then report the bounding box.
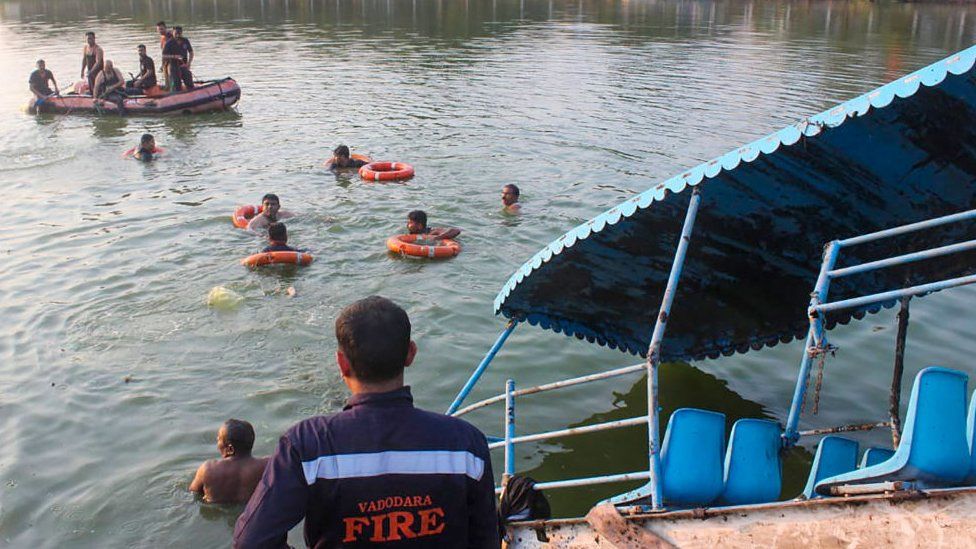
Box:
[189,419,269,504]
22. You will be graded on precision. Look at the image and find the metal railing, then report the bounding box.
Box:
[784,208,976,444]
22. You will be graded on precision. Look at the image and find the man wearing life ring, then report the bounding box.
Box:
[407,210,461,240]
[262,223,303,253]
[327,145,368,170]
[233,296,499,547]
[247,194,294,232]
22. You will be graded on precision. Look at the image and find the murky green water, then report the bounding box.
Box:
[1,0,976,545]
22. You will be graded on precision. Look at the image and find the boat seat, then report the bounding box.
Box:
[661,408,726,506]
[720,418,782,505]
[816,367,970,496]
[801,436,858,499]
[860,448,895,469]
[966,389,976,484]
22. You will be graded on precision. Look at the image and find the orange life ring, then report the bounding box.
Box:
[360,161,415,182]
[387,234,461,258]
[241,251,314,267]
[122,146,165,158]
[232,205,263,229]
[324,153,372,168]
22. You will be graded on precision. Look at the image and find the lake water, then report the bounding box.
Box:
[1,0,975,546]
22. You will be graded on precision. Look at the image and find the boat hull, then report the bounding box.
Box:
[508,487,976,548]
[31,78,241,116]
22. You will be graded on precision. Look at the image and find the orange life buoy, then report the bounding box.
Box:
[232,205,263,229]
[324,153,372,168]
[387,234,461,258]
[122,146,165,158]
[241,251,314,267]
[360,161,415,182]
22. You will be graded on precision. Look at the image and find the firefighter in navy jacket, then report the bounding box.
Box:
[234,296,500,548]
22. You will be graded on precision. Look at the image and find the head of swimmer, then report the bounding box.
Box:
[261,194,281,221]
[333,145,351,166]
[502,184,520,207]
[217,419,255,459]
[335,296,417,394]
[406,210,427,234]
[268,222,287,244]
[86,31,96,46]
[140,133,155,150]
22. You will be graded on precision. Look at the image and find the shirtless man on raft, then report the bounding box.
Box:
[189,419,269,504]
[247,194,294,232]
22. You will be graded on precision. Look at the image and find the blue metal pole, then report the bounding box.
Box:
[503,379,516,486]
[837,208,976,247]
[814,273,976,314]
[603,187,703,511]
[784,241,840,444]
[828,239,976,279]
[447,320,517,415]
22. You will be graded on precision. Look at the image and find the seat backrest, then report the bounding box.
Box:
[661,408,726,506]
[898,367,969,483]
[720,418,782,505]
[859,447,895,469]
[801,436,858,498]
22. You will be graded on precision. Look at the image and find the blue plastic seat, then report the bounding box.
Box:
[661,408,726,506]
[720,418,782,505]
[860,447,895,469]
[966,389,976,484]
[816,367,970,495]
[801,436,858,499]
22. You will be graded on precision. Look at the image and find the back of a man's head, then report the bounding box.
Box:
[223,418,256,455]
[335,296,411,383]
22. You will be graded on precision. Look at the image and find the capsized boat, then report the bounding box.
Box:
[447,43,976,546]
[30,78,241,115]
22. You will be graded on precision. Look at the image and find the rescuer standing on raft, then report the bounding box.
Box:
[233,296,499,548]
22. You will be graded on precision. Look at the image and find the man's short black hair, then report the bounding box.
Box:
[156,21,166,27]
[333,145,350,158]
[137,44,146,50]
[504,184,520,197]
[407,210,427,228]
[262,193,280,204]
[335,296,411,383]
[223,419,255,454]
[268,222,287,242]
[37,59,45,66]
[140,133,153,144]
[86,31,95,37]
[174,26,183,33]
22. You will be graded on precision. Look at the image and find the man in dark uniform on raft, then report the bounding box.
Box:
[127,44,157,93]
[29,60,59,101]
[162,28,193,92]
[80,31,104,94]
[233,296,499,548]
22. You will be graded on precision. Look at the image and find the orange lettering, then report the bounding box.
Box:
[370,514,386,542]
[418,507,446,536]
[342,517,370,542]
[357,502,368,513]
[387,512,416,541]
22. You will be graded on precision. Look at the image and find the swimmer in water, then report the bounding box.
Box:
[134,133,156,161]
[262,222,305,253]
[247,193,294,232]
[502,184,521,213]
[326,145,368,170]
[189,419,269,504]
[407,210,461,240]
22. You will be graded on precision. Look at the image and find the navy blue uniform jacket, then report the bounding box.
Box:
[233,387,500,548]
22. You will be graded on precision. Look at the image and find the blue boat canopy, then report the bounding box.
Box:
[495,45,976,362]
